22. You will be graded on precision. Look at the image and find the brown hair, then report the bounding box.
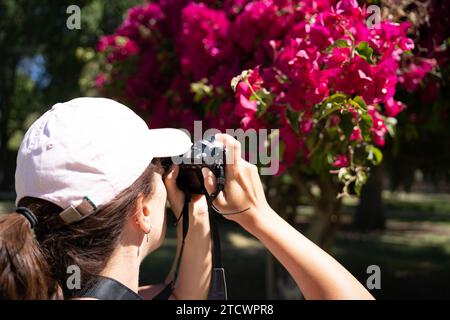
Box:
[0,161,161,300]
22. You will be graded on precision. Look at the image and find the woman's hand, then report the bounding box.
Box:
[164,165,209,219]
[162,164,212,300]
[201,133,273,228]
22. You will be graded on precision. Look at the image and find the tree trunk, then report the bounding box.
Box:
[353,165,385,231]
[0,58,18,190]
[306,176,342,251]
[263,175,303,299]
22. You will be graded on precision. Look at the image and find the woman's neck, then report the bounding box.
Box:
[100,244,141,293]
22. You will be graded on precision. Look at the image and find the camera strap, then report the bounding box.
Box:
[206,196,228,300]
[169,184,228,300]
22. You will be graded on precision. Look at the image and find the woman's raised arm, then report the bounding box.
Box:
[202,133,374,300]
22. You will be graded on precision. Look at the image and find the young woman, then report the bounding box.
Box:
[0,97,373,300]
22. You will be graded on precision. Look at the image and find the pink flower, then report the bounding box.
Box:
[350,126,362,141]
[333,154,349,168]
[368,106,388,146]
[97,35,115,52]
[236,94,257,116]
[329,115,341,126]
[300,118,314,134]
[178,3,231,79]
[94,0,419,173]
[335,0,360,16]
[235,95,258,129]
[385,98,406,117]
[398,58,436,92]
[94,74,106,88]
[117,3,165,43]
[236,82,252,98]
[97,35,139,62]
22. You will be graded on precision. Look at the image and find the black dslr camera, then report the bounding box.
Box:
[161,136,226,196]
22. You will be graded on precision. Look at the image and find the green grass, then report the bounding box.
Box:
[332,234,450,299]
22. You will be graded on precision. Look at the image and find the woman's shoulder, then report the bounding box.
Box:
[139,284,171,300]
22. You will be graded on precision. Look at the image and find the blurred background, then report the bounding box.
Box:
[0,0,449,299]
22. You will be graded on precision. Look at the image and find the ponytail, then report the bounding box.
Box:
[0,212,60,299]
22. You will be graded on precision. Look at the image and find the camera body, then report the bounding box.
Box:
[162,137,226,195]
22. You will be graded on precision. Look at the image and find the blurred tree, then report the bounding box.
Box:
[354,164,385,231]
[0,0,140,191]
[387,0,449,190]
[354,0,449,231]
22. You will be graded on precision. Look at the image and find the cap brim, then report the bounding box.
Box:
[147,128,192,158]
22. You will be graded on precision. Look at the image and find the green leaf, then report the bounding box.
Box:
[324,93,347,104]
[352,96,367,110]
[372,147,383,164]
[327,153,334,165]
[190,78,213,102]
[354,170,368,196]
[286,108,301,134]
[281,174,293,184]
[326,39,351,53]
[354,179,362,196]
[335,39,351,48]
[204,97,221,114]
[76,47,95,62]
[340,112,354,136]
[115,36,128,46]
[311,153,326,174]
[367,146,383,165]
[385,117,397,137]
[348,96,368,112]
[338,167,352,181]
[355,41,374,64]
[319,103,342,121]
[359,114,373,142]
[357,170,368,184]
[254,88,273,117]
[326,126,340,141]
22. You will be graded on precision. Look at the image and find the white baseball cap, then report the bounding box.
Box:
[15,97,192,224]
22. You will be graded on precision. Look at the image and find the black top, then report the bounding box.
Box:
[72,275,172,300]
[76,275,143,300]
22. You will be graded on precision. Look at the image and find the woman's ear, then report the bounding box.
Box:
[134,192,152,234]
